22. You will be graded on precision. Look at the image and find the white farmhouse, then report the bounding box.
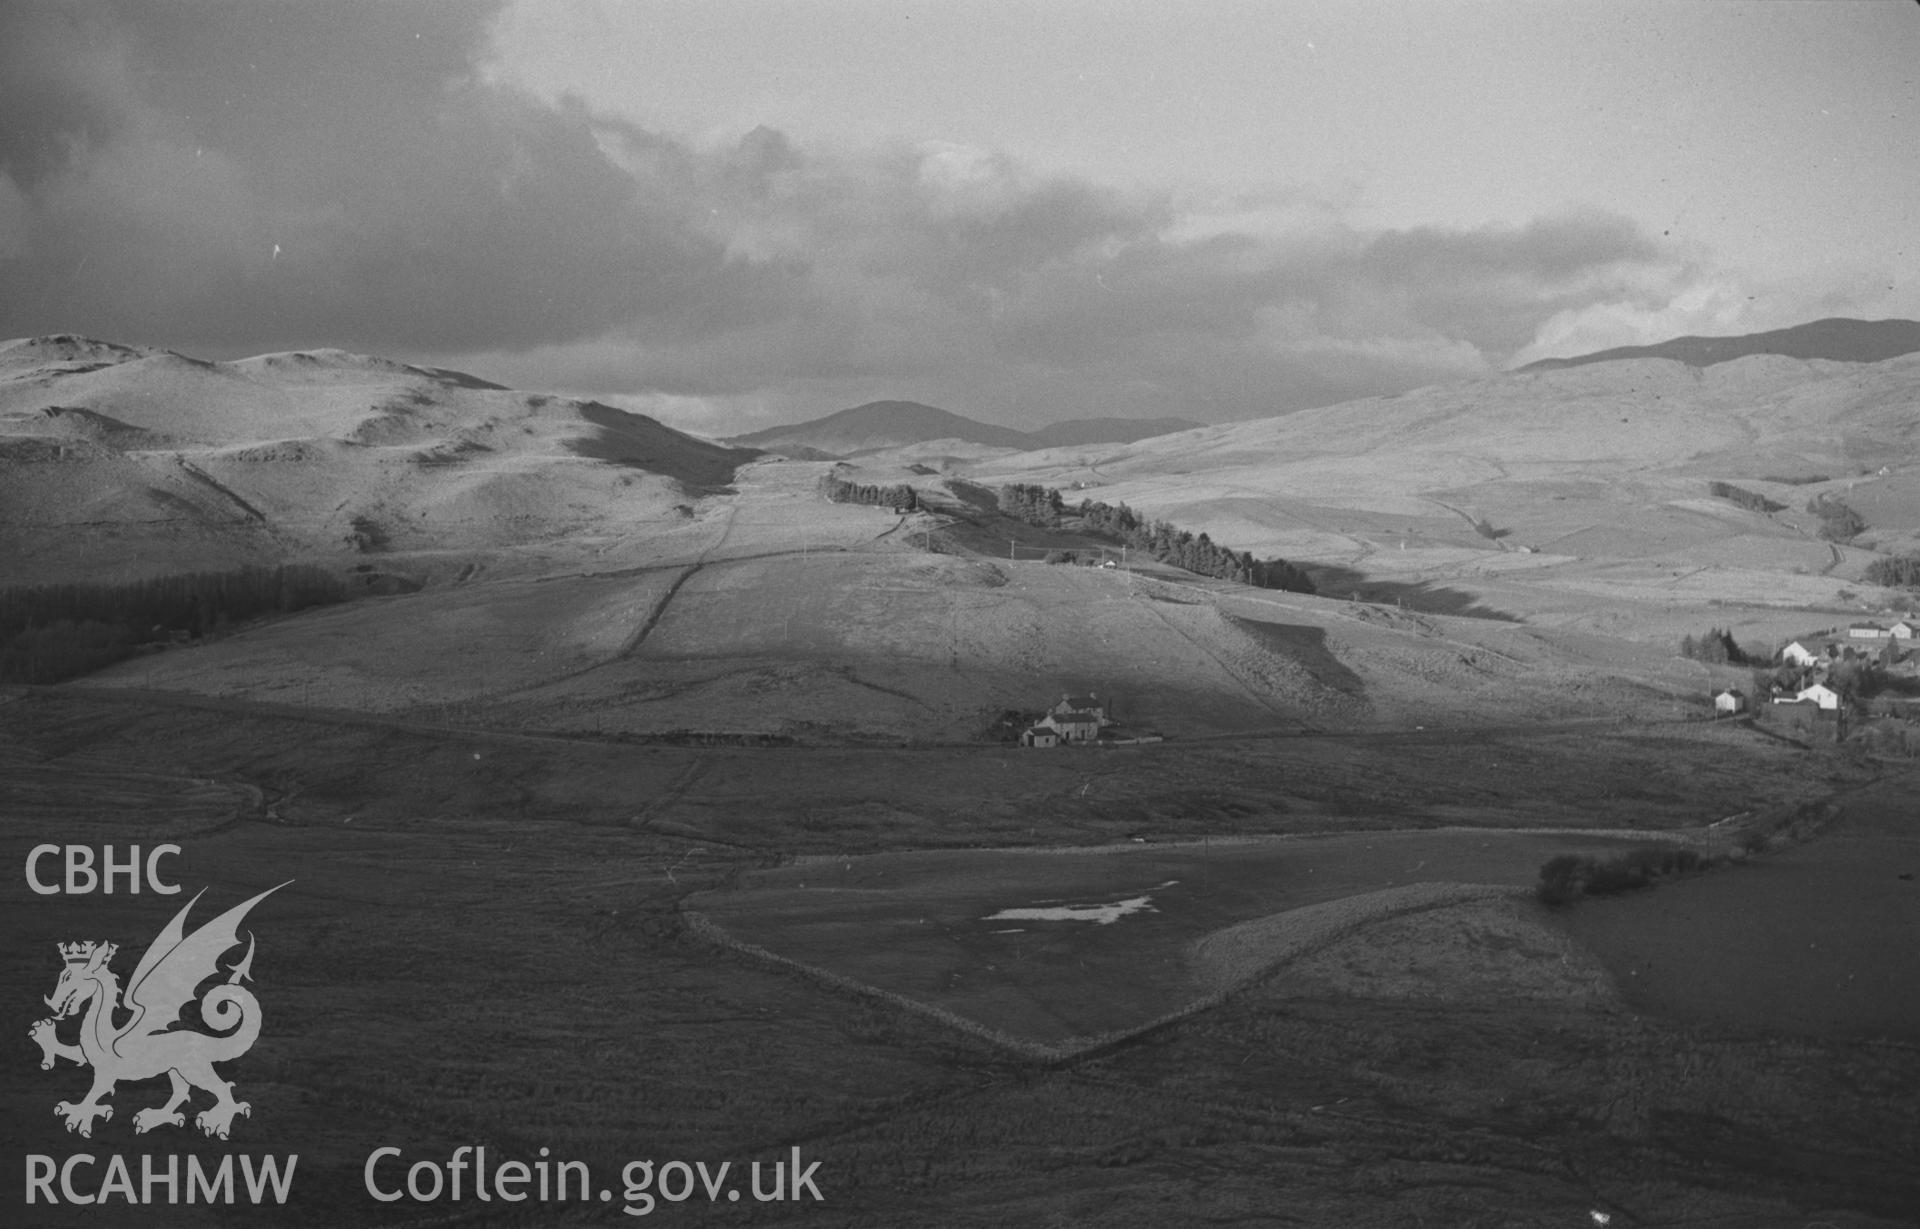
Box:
[1795,682,1842,710]
[1052,693,1108,722]
[1713,688,1747,715]
[1780,641,1820,668]
[1037,709,1104,743]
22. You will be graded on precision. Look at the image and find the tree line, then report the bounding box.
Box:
[996,484,1316,593]
[1536,845,1712,907]
[996,483,1064,524]
[1707,481,1784,514]
[1678,626,1751,664]
[819,474,918,510]
[1866,553,1920,588]
[1808,493,1867,541]
[0,564,346,683]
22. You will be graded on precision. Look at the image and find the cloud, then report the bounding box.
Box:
[1,2,1705,429]
[0,1,766,351]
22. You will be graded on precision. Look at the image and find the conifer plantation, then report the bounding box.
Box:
[0,564,345,682]
[996,483,1315,593]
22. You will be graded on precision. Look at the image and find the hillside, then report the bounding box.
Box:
[972,351,1920,642]
[10,329,1920,735]
[730,399,1202,456]
[0,335,754,582]
[1517,316,1920,372]
[1028,415,1207,448]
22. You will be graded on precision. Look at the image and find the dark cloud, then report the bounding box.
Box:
[0,1,772,351]
[0,5,135,185]
[0,2,1687,426]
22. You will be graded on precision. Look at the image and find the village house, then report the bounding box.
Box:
[1713,688,1747,715]
[1780,640,1820,668]
[1888,619,1915,641]
[1052,692,1108,722]
[1036,707,1104,743]
[1794,682,1842,710]
[1021,691,1111,746]
[1849,622,1888,641]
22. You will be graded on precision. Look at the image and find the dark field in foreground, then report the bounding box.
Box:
[2,688,1915,1226]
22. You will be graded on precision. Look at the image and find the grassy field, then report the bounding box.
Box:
[689,828,1710,1052]
[4,684,1914,1226]
[60,458,1807,749]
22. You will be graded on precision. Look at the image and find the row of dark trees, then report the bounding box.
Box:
[996,484,1063,524]
[1707,481,1785,513]
[0,564,346,683]
[1866,553,1920,588]
[1679,626,1751,664]
[996,484,1316,593]
[1537,846,1712,906]
[820,474,918,511]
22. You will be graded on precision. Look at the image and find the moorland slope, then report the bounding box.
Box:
[0,334,752,583]
[973,351,1920,642]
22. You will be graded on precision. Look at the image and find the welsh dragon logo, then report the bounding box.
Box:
[30,882,289,1139]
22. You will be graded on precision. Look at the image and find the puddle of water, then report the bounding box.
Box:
[984,894,1158,925]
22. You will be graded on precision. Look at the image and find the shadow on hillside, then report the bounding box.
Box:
[1226,616,1367,698]
[926,480,1131,560]
[571,402,757,491]
[942,479,1000,515]
[1307,564,1522,623]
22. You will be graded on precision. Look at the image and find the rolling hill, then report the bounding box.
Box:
[974,348,1920,637]
[0,334,753,582]
[1517,316,1920,372]
[9,325,1920,714]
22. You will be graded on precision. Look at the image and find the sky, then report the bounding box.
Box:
[2,1,1915,435]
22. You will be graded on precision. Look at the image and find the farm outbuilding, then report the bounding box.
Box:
[1713,688,1747,715]
[1019,727,1060,748]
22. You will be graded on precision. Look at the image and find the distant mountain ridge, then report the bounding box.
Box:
[730,400,1201,456]
[1517,317,1920,372]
